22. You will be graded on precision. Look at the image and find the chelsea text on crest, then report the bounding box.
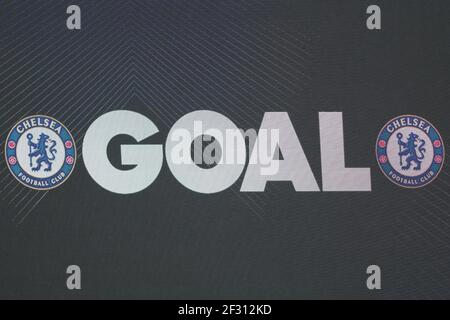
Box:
[15,117,62,135]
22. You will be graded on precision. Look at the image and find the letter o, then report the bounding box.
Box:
[165,110,245,193]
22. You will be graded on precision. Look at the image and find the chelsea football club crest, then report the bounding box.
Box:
[5,115,76,190]
[376,115,444,188]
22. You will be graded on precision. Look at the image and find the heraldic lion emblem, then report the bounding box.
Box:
[27,132,58,172]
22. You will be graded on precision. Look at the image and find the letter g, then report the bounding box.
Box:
[83,110,163,194]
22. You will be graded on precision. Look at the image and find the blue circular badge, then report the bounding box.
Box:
[5,115,76,190]
[376,115,444,188]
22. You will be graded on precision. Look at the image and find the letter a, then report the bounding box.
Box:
[67,5,81,30]
[66,265,81,290]
[241,112,320,192]
[366,5,381,30]
[366,265,381,290]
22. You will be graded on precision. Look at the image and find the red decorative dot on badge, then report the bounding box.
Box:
[433,140,442,148]
[65,141,73,149]
[8,141,16,149]
[378,140,386,148]
[379,155,387,164]
[434,155,443,164]
[66,156,74,165]
[8,156,17,165]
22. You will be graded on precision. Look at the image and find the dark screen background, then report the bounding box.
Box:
[0,0,449,299]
